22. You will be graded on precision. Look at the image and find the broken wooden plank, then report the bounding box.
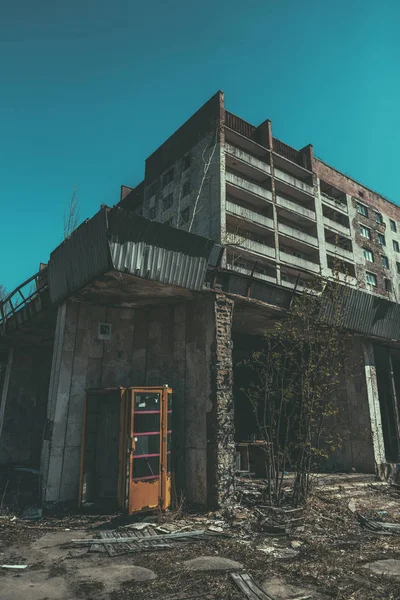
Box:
[73,529,227,545]
[231,573,274,600]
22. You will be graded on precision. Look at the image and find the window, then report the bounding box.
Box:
[385,279,392,292]
[363,248,374,262]
[366,272,377,287]
[359,190,365,198]
[163,192,174,210]
[375,212,383,224]
[182,180,191,197]
[393,240,400,253]
[183,155,191,171]
[360,225,371,239]
[381,255,389,268]
[357,203,368,217]
[164,217,174,226]
[149,206,156,220]
[390,219,397,232]
[162,167,174,187]
[146,181,157,200]
[397,262,400,275]
[180,207,190,224]
[378,233,386,246]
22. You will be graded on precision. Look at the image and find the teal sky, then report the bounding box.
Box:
[1,0,399,292]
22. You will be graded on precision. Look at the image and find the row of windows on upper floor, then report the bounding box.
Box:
[145,155,192,199]
[357,202,398,232]
[359,225,400,251]
[362,248,400,273]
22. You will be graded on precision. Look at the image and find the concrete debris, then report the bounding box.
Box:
[363,559,400,580]
[184,555,243,571]
[347,499,357,513]
[261,575,327,599]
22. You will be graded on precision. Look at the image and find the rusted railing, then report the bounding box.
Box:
[272,138,303,166]
[225,111,256,140]
[0,267,49,326]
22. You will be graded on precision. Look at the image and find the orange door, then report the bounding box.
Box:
[127,387,172,513]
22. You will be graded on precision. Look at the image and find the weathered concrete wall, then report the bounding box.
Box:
[0,346,52,467]
[42,293,235,508]
[325,338,378,472]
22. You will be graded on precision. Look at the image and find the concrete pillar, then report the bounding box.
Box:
[207,294,235,507]
[362,340,386,468]
[0,348,13,444]
[41,301,79,503]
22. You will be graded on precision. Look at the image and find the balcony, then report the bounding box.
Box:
[323,216,351,236]
[226,171,272,203]
[276,194,315,221]
[225,261,277,285]
[225,143,271,177]
[325,242,353,261]
[274,167,314,196]
[326,268,357,286]
[279,250,320,273]
[320,192,348,214]
[226,201,274,231]
[278,222,318,248]
[240,238,276,259]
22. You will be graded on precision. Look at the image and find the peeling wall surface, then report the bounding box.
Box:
[41,293,235,507]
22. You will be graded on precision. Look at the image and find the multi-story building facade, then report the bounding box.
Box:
[120,90,400,300]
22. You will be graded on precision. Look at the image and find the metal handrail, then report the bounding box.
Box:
[0,267,49,326]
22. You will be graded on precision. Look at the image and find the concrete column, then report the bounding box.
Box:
[362,340,386,468]
[0,348,13,444]
[41,301,79,503]
[207,294,235,507]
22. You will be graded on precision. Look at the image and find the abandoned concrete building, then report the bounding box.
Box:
[1,90,400,513]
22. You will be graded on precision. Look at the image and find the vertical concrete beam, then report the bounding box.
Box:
[0,348,13,444]
[184,299,209,505]
[207,294,235,507]
[314,177,329,277]
[41,301,79,503]
[362,340,386,468]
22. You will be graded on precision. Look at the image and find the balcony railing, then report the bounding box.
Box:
[279,250,320,273]
[278,222,318,247]
[226,171,272,202]
[276,194,316,221]
[228,236,276,259]
[226,201,274,230]
[274,168,314,196]
[327,268,357,286]
[323,216,351,236]
[325,242,353,261]
[320,192,348,213]
[225,143,271,175]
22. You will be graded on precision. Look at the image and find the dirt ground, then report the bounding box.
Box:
[1,474,400,600]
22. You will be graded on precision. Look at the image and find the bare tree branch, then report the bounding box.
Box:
[63,183,80,240]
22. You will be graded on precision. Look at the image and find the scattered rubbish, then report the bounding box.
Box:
[65,528,70,531]
[348,499,357,513]
[291,540,303,548]
[22,506,42,521]
[208,525,224,533]
[377,510,388,516]
[73,529,228,545]
[231,572,274,600]
[1,565,28,570]
[358,514,400,534]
